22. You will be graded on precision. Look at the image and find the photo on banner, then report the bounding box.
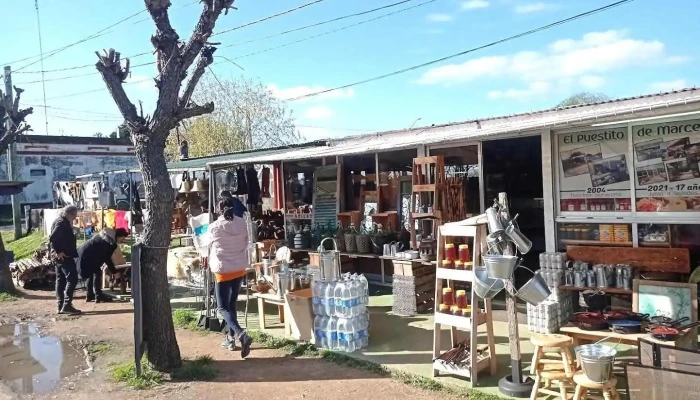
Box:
[557,128,632,212]
[632,119,700,212]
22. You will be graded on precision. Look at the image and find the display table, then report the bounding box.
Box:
[560,325,697,350]
[253,292,291,335]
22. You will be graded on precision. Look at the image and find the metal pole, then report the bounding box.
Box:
[4,66,22,240]
[131,243,144,376]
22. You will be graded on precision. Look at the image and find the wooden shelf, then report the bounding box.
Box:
[559,285,632,295]
[413,184,440,192]
[436,267,475,282]
[639,241,671,248]
[432,355,492,379]
[560,239,633,247]
[434,311,486,329]
[411,211,442,220]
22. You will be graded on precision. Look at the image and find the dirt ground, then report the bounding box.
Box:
[0,289,457,400]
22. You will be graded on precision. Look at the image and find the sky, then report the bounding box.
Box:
[3,0,699,142]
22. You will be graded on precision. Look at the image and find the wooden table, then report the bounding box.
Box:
[253,292,291,335]
[102,262,131,295]
[560,324,697,350]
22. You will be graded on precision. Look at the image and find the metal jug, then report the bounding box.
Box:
[485,206,505,234]
[505,217,532,255]
[318,237,341,280]
[383,243,393,257]
[391,241,404,257]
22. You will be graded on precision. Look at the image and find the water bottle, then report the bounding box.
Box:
[358,274,369,306]
[352,315,363,350]
[341,280,354,318]
[314,315,325,347]
[335,278,347,317]
[324,279,337,316]
[312,279,326,316]
[345,316,356,353]
[326,316,338,350]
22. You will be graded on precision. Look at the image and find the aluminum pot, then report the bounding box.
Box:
[514,266,551,306]
[474,267,505,299]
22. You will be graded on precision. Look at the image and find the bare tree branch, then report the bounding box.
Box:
[95,49,148,134]
[144,0,180,66]
[0,86,33,154]
[181,0,234,70]
[179,46,216,109]
[176,102,214,121]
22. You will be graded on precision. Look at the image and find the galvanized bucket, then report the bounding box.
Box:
[318,238,341,280]
[514,266,551,306]
[474,267,505,299]
[483,255,519,280]
[575,343,617,383]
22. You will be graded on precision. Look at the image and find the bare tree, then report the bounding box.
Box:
[556,92,611,108]
[0,85,33,294]
[95,0,236,370]
[166,75,302,160]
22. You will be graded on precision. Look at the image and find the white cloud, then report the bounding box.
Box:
[297,126,331,141]
[461,0,489,10]
[514,2,557,14]
[579,75,605,89]
[426,13,454,22]
[303,105,333,120]
[650,79,688,92]
[417,30,687,99]
[267,84,355,102]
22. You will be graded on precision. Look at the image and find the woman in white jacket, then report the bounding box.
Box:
[208,198,252,357]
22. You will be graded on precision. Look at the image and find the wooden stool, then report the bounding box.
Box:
[530,333,576,377]
[572,372,620,400]
[531,364,574,400]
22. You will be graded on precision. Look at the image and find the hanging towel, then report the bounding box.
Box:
[246,166,261,205]
[189,213,213,257]
[115,210,129,231]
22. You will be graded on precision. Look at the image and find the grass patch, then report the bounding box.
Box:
[2,231,46,261]
[86,341,115,356]
[0,292,19,302]
[171,355,218,381]
[110,362,165,390]
[248,330,507,400]
[172,308,203,331]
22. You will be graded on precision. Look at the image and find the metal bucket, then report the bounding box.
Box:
[514,266,551,306]
[318,238,341,280]
[575,344,617,382]
[485,207,505,234]
[483,255,519,280]
[474,267,505,299]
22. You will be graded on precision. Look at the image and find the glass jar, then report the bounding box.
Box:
[456,290,468,308]
[464,262,473,271]
[442,288,454,306]
[454,260,464,270]
[462,306,472,316]
[439,304,450,314]
[442,259,454,269]
[459,244,471,263]
[450,306,462,316]
[445,243,457,261]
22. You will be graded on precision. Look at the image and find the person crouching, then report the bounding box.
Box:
[77,227,129,303]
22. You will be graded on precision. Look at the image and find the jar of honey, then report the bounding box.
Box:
[454,260,464,270]
[445,243,457,261]
[459,244,471,263]
[439,304,450,314]
[462,306,472,316]
[442,288,454,305]
[442,259,453,269]
[450,305,462,316]
[455,290,468,308]
[464,262,473,271]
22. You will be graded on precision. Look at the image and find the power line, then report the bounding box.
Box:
[15,52,151,75]
[222,0,419,48]
[26,104,123,117]
[34,0,50,135]
[14,61,155,85]
[213,0,327,36]
[287,0,636,101]
[226,0,436,60]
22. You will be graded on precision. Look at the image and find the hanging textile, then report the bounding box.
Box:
[235,167,248,195]
[261,166,271,198]
[273,162,283,210]
[115,210,129,231]
[246,166,261,205]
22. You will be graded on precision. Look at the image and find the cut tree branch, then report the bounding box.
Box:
[176,102,214,122]
[144,0,180,63]
[179,46,216,109]
[95,49,147,134]
[0,85,33,154]
[181,0,234,71]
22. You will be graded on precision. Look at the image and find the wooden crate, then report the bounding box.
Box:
[392,260,435,277]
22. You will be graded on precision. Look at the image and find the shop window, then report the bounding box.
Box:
[632,119,700,212]
[557,222,632,249]
[556,128,631,213]
[428,144,480,217]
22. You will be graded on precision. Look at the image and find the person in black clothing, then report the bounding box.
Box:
[49,205,80,315]
[78,228,129,303]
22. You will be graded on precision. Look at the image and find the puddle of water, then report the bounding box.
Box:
[0,323,86,395]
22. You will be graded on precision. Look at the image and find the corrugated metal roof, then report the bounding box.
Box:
[166,140,328,171]
[208,88,700,168]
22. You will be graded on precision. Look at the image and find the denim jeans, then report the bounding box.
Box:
[86,268,104,299]
[56,258,79,308]
[215,276,244,338]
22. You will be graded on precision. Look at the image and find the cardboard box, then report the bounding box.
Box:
[285,288,314,342]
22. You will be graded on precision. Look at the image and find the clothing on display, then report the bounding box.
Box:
[262,166,271,198]
[235,168,248,195]
[246,167,261,205]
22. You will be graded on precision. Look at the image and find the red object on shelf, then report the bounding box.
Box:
[445,243,457,261]
[456,290,468,309]
[443,288,454,306]
[459,244,471,263]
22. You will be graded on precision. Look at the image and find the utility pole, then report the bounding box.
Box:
[4,66,23,240]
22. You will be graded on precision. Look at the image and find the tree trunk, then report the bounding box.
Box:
[0,235,14,294]
[134,134,181,371]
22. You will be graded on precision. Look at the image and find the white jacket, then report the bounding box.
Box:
[207,216,249,275]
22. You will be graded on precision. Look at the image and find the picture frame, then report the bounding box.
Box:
[633,279,698,322]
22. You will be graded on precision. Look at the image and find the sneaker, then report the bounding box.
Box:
[221,335,237,350]
[238,331,252,359]
[60,304,82,315]
[85,296,96,303]
[95,294,113,303]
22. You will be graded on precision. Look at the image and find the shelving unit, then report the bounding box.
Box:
[559,285,633,295]
[432,216,497,385]
[560,239,633,247]
[410,156,445,249]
